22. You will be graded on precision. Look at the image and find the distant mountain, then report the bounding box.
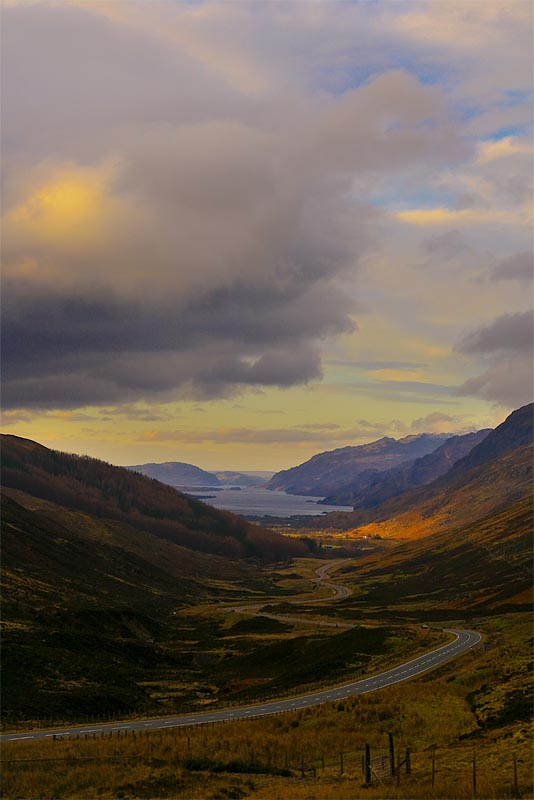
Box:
[310,403,533,539]
[266,433,450,496]
[1,435,309,563]
[128,462,269,487]
[214,471,268,487]
[128,461,221,487]
[322,429,491,507]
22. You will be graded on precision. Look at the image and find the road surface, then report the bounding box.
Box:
[2,561,481,743]
[225,560,353,627]
[1,629,480,743]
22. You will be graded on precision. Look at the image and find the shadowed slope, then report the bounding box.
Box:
[1,434,308,562]
[1,491,268,719]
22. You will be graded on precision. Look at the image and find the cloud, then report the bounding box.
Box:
[140,427,352,446]
[1,409,34,426]
[2,1,530,425]
[456,310,534,407]
[477,137,533,165]
[456,311,533,355]
[395,207,525,227]
[409,411,473,434]
[2,3,468,411]
[138,421,393,446]
[326,359,429,371]
[136,411,477,448]
[458,356,533,409]
[423,230,472,260]
[98,404,178,423]
[320,379,458,406]
[492,251,533,282]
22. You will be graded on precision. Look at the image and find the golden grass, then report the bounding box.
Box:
[3,615,533,799]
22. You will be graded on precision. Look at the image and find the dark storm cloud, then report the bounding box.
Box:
[2,279,349,408]
[2,4,467,411]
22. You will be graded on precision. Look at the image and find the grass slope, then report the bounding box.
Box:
[3,614,532,799]
[354,443,533,541]
[1,491,268,720]
[333,493,533,617]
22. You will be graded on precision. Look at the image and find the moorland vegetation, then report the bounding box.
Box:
[1,404,532,798]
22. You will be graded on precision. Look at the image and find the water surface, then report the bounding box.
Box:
[186,486,352,518]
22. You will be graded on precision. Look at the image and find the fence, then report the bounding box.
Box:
[2,734,526,798]
[1,720,532,798]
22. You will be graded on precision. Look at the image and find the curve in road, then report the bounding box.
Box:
[2,561,481,743]
[2,628,480,743]
[226,560,354,629]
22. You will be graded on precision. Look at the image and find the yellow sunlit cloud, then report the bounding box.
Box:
[477,137,534,164]
[394,207,526,226]
[5,164,115,244]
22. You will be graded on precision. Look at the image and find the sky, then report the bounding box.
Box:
[1,0,533,471]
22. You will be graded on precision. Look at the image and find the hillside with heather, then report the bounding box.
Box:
[1,437,307,721]
[335,493,533,615]
[1,435,309,563]
[1,490,267,718]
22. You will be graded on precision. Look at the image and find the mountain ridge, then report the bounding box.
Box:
[321,428,492,507]
[266,432,453,496]
[308,404,533,538]
[128,462,268,487]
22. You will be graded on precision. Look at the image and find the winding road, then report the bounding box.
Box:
[2,561,481,743]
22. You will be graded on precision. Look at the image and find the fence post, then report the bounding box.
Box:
[406,747,411,775]
[365,744,371,785]
[388,732,395,776]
